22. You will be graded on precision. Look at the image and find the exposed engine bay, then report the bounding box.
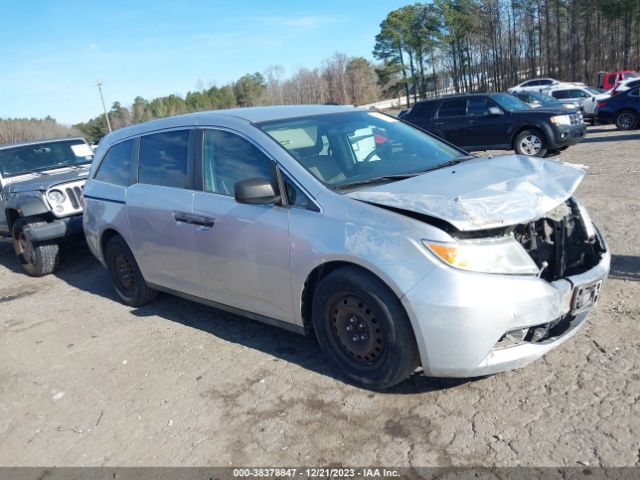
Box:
[511,199,605,282]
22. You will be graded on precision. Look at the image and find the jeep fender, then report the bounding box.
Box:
[4,194,49,230]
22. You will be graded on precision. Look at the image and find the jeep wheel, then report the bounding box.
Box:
[105,235,158,307]
[12,217,59,277]
[614,110,638,130]
[514,129,548,157]
[311,266,419,389]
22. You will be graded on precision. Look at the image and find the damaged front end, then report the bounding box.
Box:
[512,198,606,282]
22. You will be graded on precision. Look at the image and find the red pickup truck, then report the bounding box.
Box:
[598,70,639,90]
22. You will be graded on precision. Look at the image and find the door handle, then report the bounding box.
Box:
[173,211,215,228]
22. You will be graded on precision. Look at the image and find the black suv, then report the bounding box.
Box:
[399,93,586,157]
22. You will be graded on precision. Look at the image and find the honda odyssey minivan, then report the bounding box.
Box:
[83,105,609,389]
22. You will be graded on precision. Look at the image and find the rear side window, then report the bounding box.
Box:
[410,102,435,118]
[438,98,466,117]
[551,90,568,99]
[538,79,553,86]
[202,130,274,196]
[138,130,191,189]
[95,140,134,186]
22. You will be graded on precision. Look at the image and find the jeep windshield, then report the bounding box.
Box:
[0,139,93,178]
[257,111,466,190]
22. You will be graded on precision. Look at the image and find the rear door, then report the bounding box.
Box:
[192,128,293,322]
[126,129,205,297]
[433,98,468,146]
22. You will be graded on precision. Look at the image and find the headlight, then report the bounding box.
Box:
[574,199,596,239]
[550,114,572,126]
[47,189,65,204]
[423,236,539,275]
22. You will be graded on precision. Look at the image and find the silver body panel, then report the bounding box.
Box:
[83,106,609,377]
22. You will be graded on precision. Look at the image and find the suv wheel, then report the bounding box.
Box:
[614,110,638,130]
[311,266,419,389]
[105,235,158,307]
[514,129,548,157]
[12,217,59,277]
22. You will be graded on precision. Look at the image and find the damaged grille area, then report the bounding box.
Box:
[512,199,605,282]
[495,311,589,349]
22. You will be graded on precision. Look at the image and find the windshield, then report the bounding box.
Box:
[257,111,465,189]
[493,93,531,111]
[0,139,92,178]
[525,92,561,106]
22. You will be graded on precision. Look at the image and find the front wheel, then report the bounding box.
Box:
[12,217,59,277]
[104,235,158,307]
[614,110,638,130]
[514,129,548,157]
[312,267,419,389]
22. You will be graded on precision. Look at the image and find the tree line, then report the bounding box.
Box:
[75,53,380,144]
[0,117,80,145]
[375,0,640,104]
[3,0,640,144]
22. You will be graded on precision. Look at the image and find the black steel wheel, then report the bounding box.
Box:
[312,266,419,389]
[105,235,158,307]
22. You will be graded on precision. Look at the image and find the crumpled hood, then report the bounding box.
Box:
[347,155,585,231]
[4,168,89,193]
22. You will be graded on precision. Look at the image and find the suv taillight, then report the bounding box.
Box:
[596,101,608,108]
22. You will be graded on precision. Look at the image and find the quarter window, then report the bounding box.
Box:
[202,130,274,196]
[95,140,134,186]
[138,130,191,189]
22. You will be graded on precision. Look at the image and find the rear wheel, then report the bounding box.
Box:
[514,129,548,157]
[12,217,59,277]
[312,267,419,389]
[104,235,158,307]
[614,110,638,130]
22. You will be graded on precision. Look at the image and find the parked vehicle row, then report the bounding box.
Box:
[399,92,586,157]
[508,78,585,94]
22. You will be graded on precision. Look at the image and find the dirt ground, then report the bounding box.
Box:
[0,125,639,467]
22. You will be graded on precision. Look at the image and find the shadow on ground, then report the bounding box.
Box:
[582,132,639,143]
[1,240,474,394]
[609,254,640,282]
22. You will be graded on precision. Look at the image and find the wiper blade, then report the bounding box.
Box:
[334,173,420,190]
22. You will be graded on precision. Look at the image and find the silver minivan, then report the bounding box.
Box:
[83,105,609,389]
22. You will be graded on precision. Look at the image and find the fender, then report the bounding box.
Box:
[4,193,49,227]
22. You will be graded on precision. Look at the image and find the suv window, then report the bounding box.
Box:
[551,90,569,99]
[570,89,588,98]
[438,98,467,117]
[138,130,191,189]
[410,102,435,118]
[95,140,134,186]
[202,129,274,196]
[467,97,491,116]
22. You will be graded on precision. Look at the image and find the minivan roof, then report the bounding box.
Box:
[101,105,358,146]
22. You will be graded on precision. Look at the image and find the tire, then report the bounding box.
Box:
[614,110,638,130]
[104,235,158,307]
[514,129,548,157]
[12,217,59,277]
[311,266,419,389]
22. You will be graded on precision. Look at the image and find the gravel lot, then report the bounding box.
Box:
[1,125,639,467]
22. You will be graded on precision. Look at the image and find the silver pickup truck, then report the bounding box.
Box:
[0,137,92,276]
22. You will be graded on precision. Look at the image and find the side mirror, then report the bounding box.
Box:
[234,177,280,205]
[488,106,503,115]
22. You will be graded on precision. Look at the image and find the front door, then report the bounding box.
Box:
[192,128,293,322]
[433,98,468,146]
[464,97,511,149]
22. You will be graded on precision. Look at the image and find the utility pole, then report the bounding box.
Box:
[96,80,112,133]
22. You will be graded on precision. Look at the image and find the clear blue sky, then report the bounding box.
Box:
[0,0,410,125]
